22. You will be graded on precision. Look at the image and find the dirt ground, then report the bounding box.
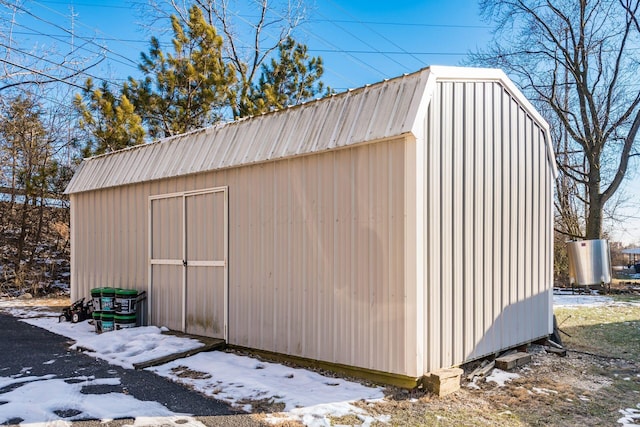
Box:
[353,345,638,427]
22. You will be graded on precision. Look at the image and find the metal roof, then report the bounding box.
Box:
[65,66,555,194]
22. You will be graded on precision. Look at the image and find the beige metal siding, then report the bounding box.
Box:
[70,138,412,376]
[70,185,149,301]
[226,139,410,375]
[423,81,554,373]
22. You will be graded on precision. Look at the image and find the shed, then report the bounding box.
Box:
[66,66,557,385]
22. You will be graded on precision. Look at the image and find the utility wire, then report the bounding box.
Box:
[10,29,469,56]
[314,8,412,71]
[0,41,107,85]
[34,0,491,29]
[324,0,427,67]
[10,1,139,68]
[8,19,139,73]
[0,57,86,90]
[246,0,385,83]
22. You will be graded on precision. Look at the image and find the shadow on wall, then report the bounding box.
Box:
[465,290,552,365]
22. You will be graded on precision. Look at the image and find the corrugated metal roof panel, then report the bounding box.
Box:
[65,66,554,194]
[66,69,431,194]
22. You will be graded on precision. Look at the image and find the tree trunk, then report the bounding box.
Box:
[15,196,30,287]
[585,174,603,239]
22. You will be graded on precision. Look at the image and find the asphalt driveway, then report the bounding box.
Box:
[0,312,266,426]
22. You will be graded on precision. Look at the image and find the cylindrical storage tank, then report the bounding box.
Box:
[115,289,138,314]
[100,288,116,312]
[567,239,612,286]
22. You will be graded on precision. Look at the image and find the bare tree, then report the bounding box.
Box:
[0,1,103,93]
[472,0,640,239]
[143,0,308,117]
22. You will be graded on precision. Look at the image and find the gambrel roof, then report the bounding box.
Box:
[65,66,555,194]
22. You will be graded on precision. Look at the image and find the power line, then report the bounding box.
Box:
[314,8,412,71]
[34,0,491,29]
[0,41,110,86]
[324,0,427,67]
[310,49,468,56]
[0,57,86,90]
[11,1,139,68]
[244,0,387,83]
[8,19,140,74]
[308,18,491,29]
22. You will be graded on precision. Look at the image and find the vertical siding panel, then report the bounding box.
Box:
[274,161,287,353]
[524,118,533,338]
[377,141,390,370]
[517,108,527,341]
[482,82,495,358]
[130,185,138,287]
[389,141,404,375]
[349,149,358,365]
[389,140,404,374]
[472,82,485,359]
[452,82,464,366]
[499,87,510,350]
[333,149,351,364]
[236,166,251,347]
[463,82,477,361]
[425,98,440,373]
[95,191,104,288]
[532,127,541,332]
[303,156,316,358]
[440,82,453,367]
[319,153,334,362]
[289,158,304,356]
[263,164,275,350]
[253,165,264,347]
[354,145,369,369]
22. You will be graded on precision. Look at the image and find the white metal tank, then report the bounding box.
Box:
[567,239,612,286]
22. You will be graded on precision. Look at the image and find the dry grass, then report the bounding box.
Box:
[364,295,640,426]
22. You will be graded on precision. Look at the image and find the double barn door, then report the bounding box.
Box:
[149,187,228,339]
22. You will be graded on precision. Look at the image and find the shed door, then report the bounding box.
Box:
[149,187,228,340]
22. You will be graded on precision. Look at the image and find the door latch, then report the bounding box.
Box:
[183,260,187,267]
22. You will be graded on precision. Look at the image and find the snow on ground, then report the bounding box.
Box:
[553,293,614,307]
[148,351,384,426]
[22,316,204,370]
[619,405,640,427]
[0,306,385,426]
[0,374,204,426]
[485,369,520,387]
[0,292,636,426]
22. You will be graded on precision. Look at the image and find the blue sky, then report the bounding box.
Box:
[7,0,492,90]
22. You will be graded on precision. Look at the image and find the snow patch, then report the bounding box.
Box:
[532,387,558,395]
[148,351,384,426]
[21,317,203,369]
[0,374,198,425]
[618,404,640,426]
[485,369,520,387]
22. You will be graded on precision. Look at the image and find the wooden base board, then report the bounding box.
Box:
[228,345,422,389]
[495,352,532,370]
[421,368,464,396]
